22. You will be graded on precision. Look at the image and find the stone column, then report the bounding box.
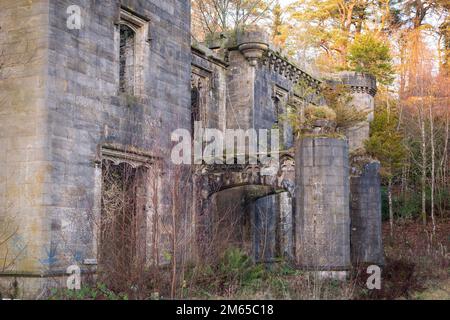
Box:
[295,137,351,270]
[278,192,294,260]
[350,158,384,265]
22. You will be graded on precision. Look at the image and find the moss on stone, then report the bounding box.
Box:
[300,133,346,139]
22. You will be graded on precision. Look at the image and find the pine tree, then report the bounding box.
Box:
[347,33,395,85]
[271,1,287,48]
[365,102,406,235]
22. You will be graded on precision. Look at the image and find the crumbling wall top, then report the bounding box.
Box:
[192,41,228,67]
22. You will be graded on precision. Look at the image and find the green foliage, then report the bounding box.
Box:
[347,33,395,85]
[304,105,336,122]
[321,84,369,130]
[365,103,406,178]
[382,186,450,220]
[381,187,421,220]
[49,283,129,300]
[282,103,338,138]
[283,82,368,138]
[218,248,265,287]
[184,248,313,299]
[271,1,283,39]
[288,0,356,68]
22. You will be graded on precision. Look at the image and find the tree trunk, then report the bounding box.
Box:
[439,109,449,217]
[429,103,436,234]
[420,104,427,226]
[170,176,178,299]
[388,177,394,237]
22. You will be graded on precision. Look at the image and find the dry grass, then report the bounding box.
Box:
[352,218,449,299]
[181,219,449,300]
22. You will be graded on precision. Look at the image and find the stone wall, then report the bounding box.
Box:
[251,192,293,263]
[0,0,50,294]
[226,49,255,130]
[1,0,192,298]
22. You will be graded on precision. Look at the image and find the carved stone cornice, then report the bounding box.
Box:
[337,71,378,97]
[348,85,377,97]
[100,145,159,168]
[262,50,322,91]
[193,155,297,198]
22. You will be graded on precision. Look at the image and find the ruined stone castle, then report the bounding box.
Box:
[0,0,383,298]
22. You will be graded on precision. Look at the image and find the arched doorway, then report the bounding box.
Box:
[206,185,293,264]
[194,156,295,264]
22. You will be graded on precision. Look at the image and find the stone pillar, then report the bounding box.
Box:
[295,137,350,270]
[350,159,384,265]
[278,192,294,260]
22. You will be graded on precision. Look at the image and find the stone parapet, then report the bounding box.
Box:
[337,71,377,97]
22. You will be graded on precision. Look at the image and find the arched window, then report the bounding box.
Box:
[191,86,201,126]
[274,96,281,124]
[119,24,136,94]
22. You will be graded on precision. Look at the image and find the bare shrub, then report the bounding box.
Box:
[0,217,25,299]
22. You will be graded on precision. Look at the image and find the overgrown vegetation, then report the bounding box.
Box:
[49,283,130,301]
[321,84,368,131]
[347,33,395,85]
[182,248,357,300]
[283,81,368,139]
[368,219,449,299]
[47,222,448,301]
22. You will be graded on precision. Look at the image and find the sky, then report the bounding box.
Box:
[280,0,295,6]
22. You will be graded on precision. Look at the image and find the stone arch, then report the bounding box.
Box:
[194,155,296,262]
[196,154,295,198]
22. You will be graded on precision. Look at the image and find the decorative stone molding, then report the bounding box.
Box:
[99,145,158,168]
[238,42,269,66]
[191,65,212,91]
[272,85,289,121]
[273,84,289,101]
[194,155,296,198]
[287,94,305,109]
[218,28,324,96]
[115,7,151,96]
[262,50,322,91]
[337,71,377,97]
[191,65,212,125]
[235,27,270,66]
[349,85,377,97]
[116,6,151,42]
